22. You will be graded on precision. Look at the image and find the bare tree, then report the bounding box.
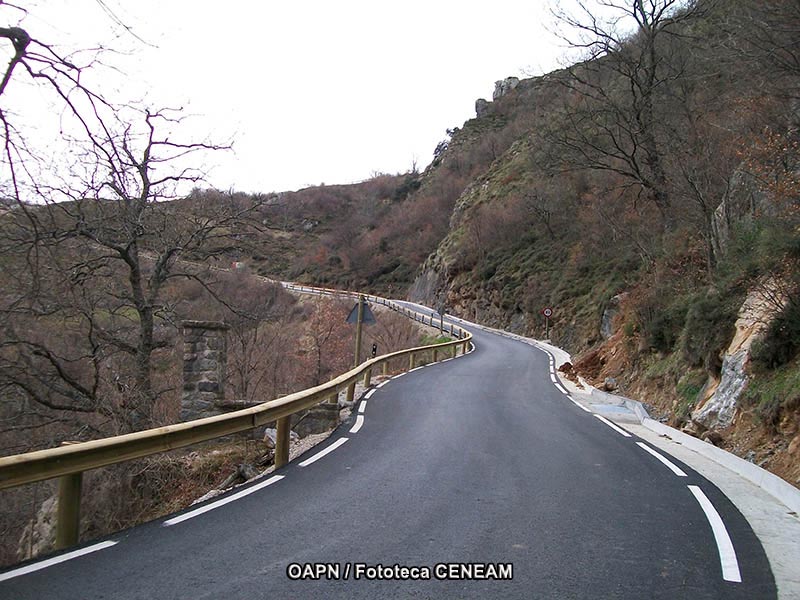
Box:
[0,5,269,439]
[547,0,712,221]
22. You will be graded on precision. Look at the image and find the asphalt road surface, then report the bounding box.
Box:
[0,315,776,599]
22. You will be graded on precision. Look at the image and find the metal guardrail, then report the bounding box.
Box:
[0,285,472,550]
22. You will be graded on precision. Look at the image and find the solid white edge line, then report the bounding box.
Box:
[298,437,349,467]
[392,373,405,379]
[0,541,118,582]
[555,383,569,395]
[594,414,632,437]
[358,400,367,414]
[350,415,365,434]
[688,485,742,583]
[365,389,376,399]
[409,366,425,372]
[163,475,285,526]
[569,397,592,413]
[376,380,389,388]
[550,373,558,383]
[636,442,688,477]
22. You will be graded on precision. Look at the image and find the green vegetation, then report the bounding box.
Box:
[742,358,800,433]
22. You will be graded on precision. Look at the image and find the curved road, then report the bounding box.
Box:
[0,314,776,599]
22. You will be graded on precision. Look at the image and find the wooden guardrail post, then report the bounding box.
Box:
[382,360,388,376]
[275,416,291,468]
[346,381,356,403]
[364,368,371,388]
[409,353,415,370]
[433,348,439,363]
[56,471,82,550]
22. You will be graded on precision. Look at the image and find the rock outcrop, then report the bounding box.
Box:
[475,98,491,118]
[493,77,520,100]
[692,281,785,430]
[600,293,627,340]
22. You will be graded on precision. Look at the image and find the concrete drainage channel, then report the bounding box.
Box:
[442,312,800,598]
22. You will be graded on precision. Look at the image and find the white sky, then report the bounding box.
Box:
[8,1,568,194]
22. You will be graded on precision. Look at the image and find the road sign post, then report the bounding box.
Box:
[346,296,376,367]
[354,295,364,367]
[542,307,554,339]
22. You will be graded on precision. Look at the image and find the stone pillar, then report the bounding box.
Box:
[181,320,229,422]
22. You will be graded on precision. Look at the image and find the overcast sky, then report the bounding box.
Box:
[11,1,568,194]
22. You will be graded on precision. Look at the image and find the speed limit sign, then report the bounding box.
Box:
[542,307,553,318]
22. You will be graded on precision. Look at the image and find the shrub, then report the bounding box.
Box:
[751,299,800,370]
[681,290,739,373]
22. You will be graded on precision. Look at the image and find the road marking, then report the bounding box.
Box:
[636,442,687,477]
[365,389,376,399]
[409,366,425,372]
[163,475,285,526]
[0,540,118,582]
[358,400,367,414]
[569,397,592,413]
[555,383,569,395]
[392,373,405,379]
[593,414,632,437]
[350,415,365,433]
[299,437,349,467]
[549,373,558,383]
[688,485,742,583]
[376,380,389,388]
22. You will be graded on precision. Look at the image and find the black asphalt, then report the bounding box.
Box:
[0,315,776,599]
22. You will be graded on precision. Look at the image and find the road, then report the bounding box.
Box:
[0,313,776,599]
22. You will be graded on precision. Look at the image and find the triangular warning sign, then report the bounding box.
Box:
[346,303,376,324]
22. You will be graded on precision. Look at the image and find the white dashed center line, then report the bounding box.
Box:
[350,415,365,434]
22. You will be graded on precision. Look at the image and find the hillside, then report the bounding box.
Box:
[224,0,800,487]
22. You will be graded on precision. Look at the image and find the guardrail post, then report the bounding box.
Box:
[56,471,82,550]
[346,381,356,403]
[462,341,469,354]
[433,349,439,363]
[409,353,415,370]
[275,416,291,468]
[382,361,388,376]
[364,368,371,388]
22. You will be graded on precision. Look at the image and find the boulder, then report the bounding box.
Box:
[262,427,299,448]
[17,495,57,561]
[602,377,618,392]
[701,430,724,446]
